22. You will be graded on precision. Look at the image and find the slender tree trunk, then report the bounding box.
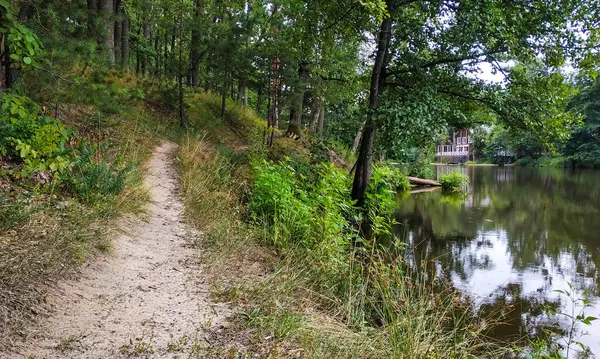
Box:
[352,121,366,154]
[87,0,97,38]
[351,6,392,206]
[2,38,15,90]
[154,31,161,76]
[286,63,309,137]
[221,89,227,118]
[178,15,186,129]
[114,0,123,66]
[142,19,150,76]
[317,102,325,136]
[310,98,321,132]
[0,33,6,94]
[171,25,176,79]
[238,81,248,106]
[256,84,263,114]
[98,0,115,65]
[190,0,203,87]
[121,14,130,69]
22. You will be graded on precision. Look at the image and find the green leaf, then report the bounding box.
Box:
[581,316,597,325]
[23,56,32,65]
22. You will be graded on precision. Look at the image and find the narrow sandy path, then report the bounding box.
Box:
[7,143,226,358]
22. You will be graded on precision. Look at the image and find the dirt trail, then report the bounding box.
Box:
[7,143,227,358]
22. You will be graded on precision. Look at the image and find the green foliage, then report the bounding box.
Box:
[0,94,74,177]
[440,170,470,193]
[249,160,312,248]
[64,144,133,204]
[0,0,43,67]
[525,283,597,359]
[565,80,600,168]
[515,156,566,168]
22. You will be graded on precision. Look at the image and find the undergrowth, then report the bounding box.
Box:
[177,93,504,358]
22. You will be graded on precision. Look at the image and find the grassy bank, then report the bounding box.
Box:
[177,93,504,358]
[0,74,174,345]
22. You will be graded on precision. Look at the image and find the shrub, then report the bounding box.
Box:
[515,157,536,167]
[0,94,73,159]
[64,144,132,204]
[440,170,470,192]
[249,160,312,247]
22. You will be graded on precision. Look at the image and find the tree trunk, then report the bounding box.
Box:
[352,121,365,154]
[238,81,248,106]
[221,89,227,118]
[286,63,309,138]
[121,14,130,69]
[256,84,263,114]
[310,99,321,132]
[317,102,325,136]
[351,6,392,206]
[171,25,176,79]
[87,0,97,38]
[2,37,15,91]
[98,0,115,65]
[190,0,203,87]
[154,31,161,76]
[142,19,150,76]
[178,17,186,129]
[0,33,6,94]
[114,0,122,66]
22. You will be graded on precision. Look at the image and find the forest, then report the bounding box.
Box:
[1,0,600,358]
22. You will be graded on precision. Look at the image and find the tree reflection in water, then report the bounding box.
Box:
[394,166,600,354]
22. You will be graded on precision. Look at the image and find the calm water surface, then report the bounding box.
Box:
[395,165,600,355]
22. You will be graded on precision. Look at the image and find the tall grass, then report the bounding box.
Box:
[177,133,506,358]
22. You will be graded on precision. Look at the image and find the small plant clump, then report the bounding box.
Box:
[440,170,470,192]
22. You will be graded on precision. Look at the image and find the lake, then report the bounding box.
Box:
[395,165,600,356]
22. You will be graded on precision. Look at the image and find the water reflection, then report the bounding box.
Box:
[395,166,600,355]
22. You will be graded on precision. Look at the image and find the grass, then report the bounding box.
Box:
[0,98,172,347]
[176,95,508,358]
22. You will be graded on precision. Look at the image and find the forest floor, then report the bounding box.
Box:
[1,142,230,359]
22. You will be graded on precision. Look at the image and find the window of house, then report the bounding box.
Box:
[462,137,467,144]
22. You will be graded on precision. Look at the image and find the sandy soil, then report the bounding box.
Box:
[4,143,228,358]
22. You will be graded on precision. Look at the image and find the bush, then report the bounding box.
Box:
[249,160,313,248]
[440,170,470,192]
[64,144,132,204]
[515,157,536,167]
[0,94,73,159]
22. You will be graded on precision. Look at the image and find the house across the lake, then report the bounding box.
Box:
[436,129,473,163]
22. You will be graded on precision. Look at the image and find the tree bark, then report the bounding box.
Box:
[238,81,248,106]
[2,37,15,91]
[317,102,325,136]
[0,33,6,94]
[351,5,392,206]
[98,0,115,65]
[352,121,365,154]
[190,0,203,87]
[114,0,122,66]
[121,14,130,69]
[286,63,309,137]
[87,0,97,39]
[142,19,150,75]
[178,16,186,129]
[154,31,161,76]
